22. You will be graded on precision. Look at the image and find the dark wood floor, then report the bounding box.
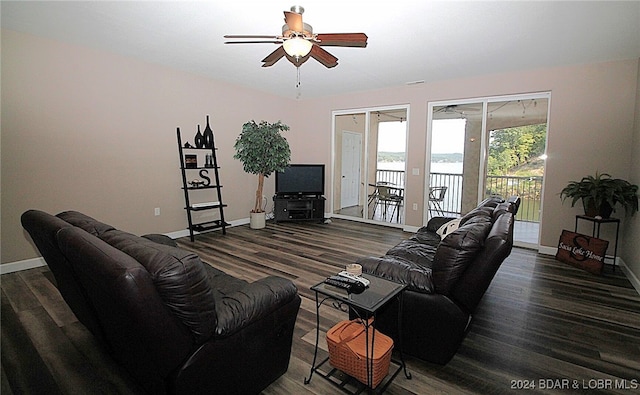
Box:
[2,219,639,394]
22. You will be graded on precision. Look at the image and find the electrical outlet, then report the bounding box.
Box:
[412,203,418,211]
[154,207,160,216]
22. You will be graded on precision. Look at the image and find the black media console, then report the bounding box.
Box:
[273,195,325,223]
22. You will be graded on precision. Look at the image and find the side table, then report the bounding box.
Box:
[304,273,411,394]
[575,215,620,271]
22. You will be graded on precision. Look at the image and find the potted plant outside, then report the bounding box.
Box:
[560,172,639,218]
[233,120,291,229]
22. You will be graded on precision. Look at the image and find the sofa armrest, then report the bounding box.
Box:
[357,256,435,294]
[142,233,178,247]
[352,290,470,365]
[400,291,471,364]
[214,276,299,336]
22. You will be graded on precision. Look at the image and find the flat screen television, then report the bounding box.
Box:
[275,164,325,196]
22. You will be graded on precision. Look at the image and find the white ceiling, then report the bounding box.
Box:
[2,1,640,99]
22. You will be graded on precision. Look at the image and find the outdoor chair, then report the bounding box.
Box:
[429,186,448,216]
[375,185,403,222]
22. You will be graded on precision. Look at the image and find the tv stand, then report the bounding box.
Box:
[273,195,325,223]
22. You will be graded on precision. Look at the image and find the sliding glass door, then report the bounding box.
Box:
[332,106,409,225]
[428,102,484,219]
[426,93,549,246]
[485,96,549,246]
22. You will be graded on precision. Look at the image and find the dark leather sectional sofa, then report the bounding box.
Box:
[355,196,520,364]
[21,210,301,395]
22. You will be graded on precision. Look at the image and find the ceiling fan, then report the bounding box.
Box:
[224,5,367,68]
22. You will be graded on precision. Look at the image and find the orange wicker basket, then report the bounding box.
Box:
[326,319,393,388]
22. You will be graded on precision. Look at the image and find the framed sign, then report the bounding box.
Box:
[556,230,608,275]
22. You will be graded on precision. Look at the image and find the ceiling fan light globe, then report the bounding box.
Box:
[283,37,312,58]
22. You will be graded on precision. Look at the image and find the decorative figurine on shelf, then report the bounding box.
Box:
[183,142,193,148]
[204,154,214,168]
[189,179,206,188]
[203,115,215,149]
[184,154,197,169]
[199,169,211,186]
[194,125,205,148]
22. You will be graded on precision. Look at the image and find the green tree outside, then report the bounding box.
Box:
[487,124,546,176]
[486,124,546,221]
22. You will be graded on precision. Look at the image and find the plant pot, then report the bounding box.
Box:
[249,212,266,229]
[583,199,613,218]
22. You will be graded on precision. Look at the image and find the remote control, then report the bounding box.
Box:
[337,271,370,287]
[324,275,366,294]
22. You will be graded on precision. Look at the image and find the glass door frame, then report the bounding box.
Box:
[331,104,410,226]
[424,92,551,247]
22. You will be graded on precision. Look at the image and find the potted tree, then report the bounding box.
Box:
[233,120,291,229]
[560,172,638,218]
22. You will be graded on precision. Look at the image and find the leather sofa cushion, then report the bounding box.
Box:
[204,264,300,336]
[477,196,505,208]
[57,211,115,236]
[419,217,457,234]
[212,275,300,336]
[432,218,493,294]
[386,239,437,269]
[99,229,217,343]
[57,211,218,342]
[142,233,178,247]
[451,213,514,312]
[56,227,194,376]
[357,255,434,293]
[21,210,107,342]
[459,207,493,226]
[412,228,446,245]
[492,202,512,221]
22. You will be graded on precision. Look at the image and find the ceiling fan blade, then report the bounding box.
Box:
[261,46,286,67]
[283,11,303,33]
[316,33,368,47]
[309,45,338,68]
[224,35,280,39]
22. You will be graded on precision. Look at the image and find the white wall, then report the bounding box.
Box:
[2,29,638,287]
[1,29,299,262]
[620,60,640,287]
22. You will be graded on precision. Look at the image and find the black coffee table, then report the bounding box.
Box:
[304,273,411,394]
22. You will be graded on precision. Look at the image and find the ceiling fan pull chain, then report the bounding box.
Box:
[296,66,302,99]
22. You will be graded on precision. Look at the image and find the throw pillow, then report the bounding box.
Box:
[436,218,462,239]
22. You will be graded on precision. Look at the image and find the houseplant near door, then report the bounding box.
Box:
[560,172,639,218]
[234,120,291,229]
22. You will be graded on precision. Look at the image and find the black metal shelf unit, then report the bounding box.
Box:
[177,127,228,241]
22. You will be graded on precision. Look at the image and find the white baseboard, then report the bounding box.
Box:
[5,223,639,297]
[538,245,557,256]
[0,257,47,275]
[618,257,640,295]
[403,225,420,233]
[1,219,250,275]
[164,218,248,239]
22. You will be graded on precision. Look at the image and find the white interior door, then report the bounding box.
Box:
[341,131,361,208]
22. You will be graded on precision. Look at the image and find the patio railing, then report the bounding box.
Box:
[485,175,543,222]
[376,169,543,222]
[376,169,405,186]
